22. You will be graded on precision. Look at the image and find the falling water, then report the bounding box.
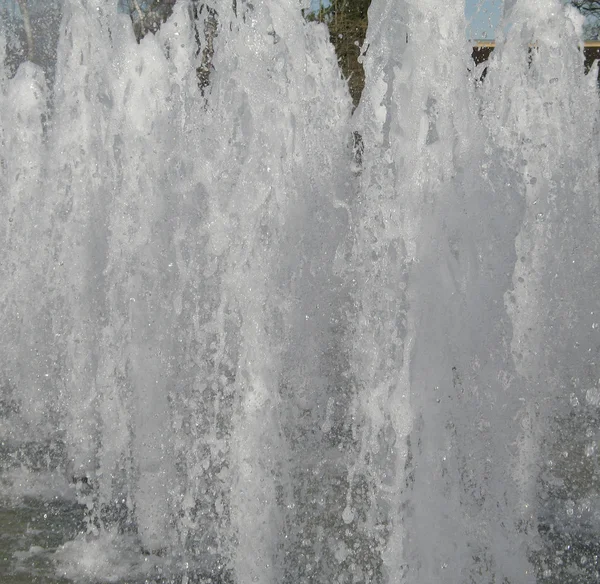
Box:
[0,0,598,582]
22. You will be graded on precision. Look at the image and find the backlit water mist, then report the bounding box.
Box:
[0,0,599,582]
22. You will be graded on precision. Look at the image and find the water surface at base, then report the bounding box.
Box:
[3,493,600,584]
[0,493,232,584]
[1,496,81,584]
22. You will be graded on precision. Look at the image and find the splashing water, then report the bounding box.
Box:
[0,0,598,583]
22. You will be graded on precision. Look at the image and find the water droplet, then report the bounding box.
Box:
[342,505,354,524]
[586,387,600,406]
[566,500,574,516]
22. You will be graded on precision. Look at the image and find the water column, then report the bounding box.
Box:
[100,17,178,553]
[93,1,224,554]
[45,0,200,553]
[345,2,411,580]
[194,3,291,578]
[349,0,475,579]
[49,0,121,486]
[352,0,534,581]
[485,0,600,551]
[199,2,352,580]
[267,16,353,584]
[0,56,52,437]
[156,2,242,568]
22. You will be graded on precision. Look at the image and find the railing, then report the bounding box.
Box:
[472,40,600,75]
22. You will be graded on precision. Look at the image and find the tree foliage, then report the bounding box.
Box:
[571,0,600,38]
[572,0,600,16]
[306,0,369,107]
[119,0,177,41]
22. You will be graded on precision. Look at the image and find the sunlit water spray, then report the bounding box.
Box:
[1,0,599,582]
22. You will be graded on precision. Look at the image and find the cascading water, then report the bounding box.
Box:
[0,0,598,583]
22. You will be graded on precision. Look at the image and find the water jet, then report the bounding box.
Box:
[1,0,599,582]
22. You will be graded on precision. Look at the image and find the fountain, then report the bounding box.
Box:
[0,0,598,582]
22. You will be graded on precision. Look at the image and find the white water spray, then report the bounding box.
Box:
[1,0,599,582]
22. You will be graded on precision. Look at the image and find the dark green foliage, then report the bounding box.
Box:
[121,0,178,42]
[572,0,600,16]
[572,0,600,38]
[306,0,371,107]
